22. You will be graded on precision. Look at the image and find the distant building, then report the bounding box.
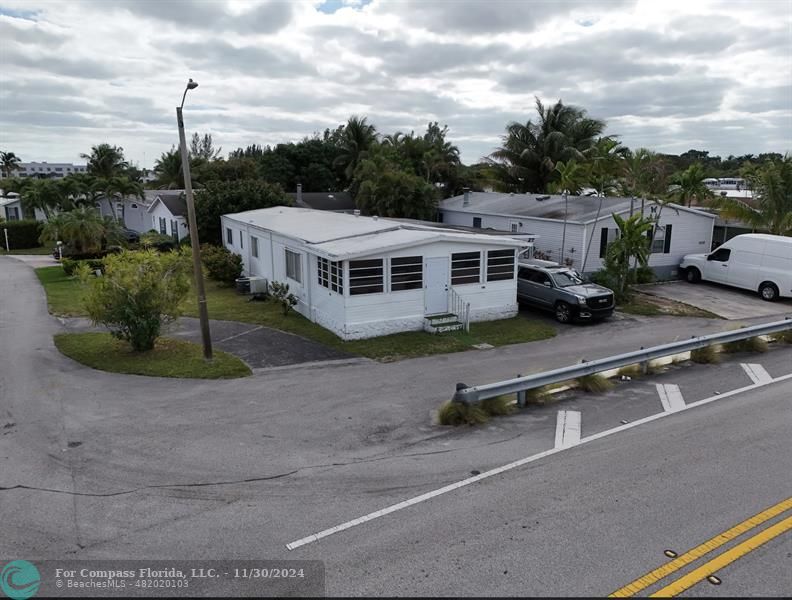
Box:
[0,161,88,179]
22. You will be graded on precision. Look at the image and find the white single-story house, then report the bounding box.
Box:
[146,191,188,240]
[439,191,716,279]
[0,193,47,222]
[221,206,529,340]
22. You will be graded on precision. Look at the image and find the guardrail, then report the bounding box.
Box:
[453,318,792,405]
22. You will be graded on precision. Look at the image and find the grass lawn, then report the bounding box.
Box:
[619,291,720,319]
[1,246,53,255]
[35,266,86,316]
[54,332,251,379]
[35,267,557,361]
[184,282,556,361]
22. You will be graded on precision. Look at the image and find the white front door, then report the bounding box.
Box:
[424,257,449,315]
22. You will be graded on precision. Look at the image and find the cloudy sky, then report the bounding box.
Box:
[1,0,790,168]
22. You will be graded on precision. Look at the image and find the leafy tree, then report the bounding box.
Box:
[488,98,606,193]
[200,244,243,286]
[81,249,192,351]
[38,207,122,254]
[353,149,438,220]
[195,156,260,184]
[81,144,128,179]
[714,156,792,235]
[153,147,186,189]
[189,132,222,161]
[1,151,21,178]
[194,179,292,245]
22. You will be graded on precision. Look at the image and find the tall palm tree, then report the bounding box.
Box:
[60,207,108,254]
[714,156,792,235]
[1,151,21,178]
[334,116,377,183]
[80,144,128,179]
[488,97,606,193]
[153,147,184,189]
[19,179,64,218]
[549,159,585,265]
[103,176,144,223]
[607,213,653,299]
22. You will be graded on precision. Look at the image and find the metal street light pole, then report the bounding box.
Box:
[177,78,213,360]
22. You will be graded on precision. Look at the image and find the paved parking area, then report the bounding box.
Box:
[636,280,792,320]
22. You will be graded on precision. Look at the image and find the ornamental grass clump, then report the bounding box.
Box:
[690,344,721,364]
[437,401,490,426]
[480,395,517,416]
[722,336,769,354]
[575,373,615,393]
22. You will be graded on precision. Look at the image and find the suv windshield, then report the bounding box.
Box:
[551,270,583,288]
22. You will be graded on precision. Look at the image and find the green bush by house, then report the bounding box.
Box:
[1,219,43,249]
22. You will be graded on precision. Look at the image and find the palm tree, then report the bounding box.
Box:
[103,176,144,223]
[80,144,128,179]
[607,213,653,299]
[1,151,21,178]
[60,207,108,254]
[333,116,377,183]
[488,97,606,193]
[153,147,184,189]
[38,213,68,246]
[549,160,585,265]
[19,179,64,218]
[669,163,713,208]
[714,156,792,235]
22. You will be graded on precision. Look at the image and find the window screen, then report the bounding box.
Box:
[349,259,383,295]
[251,236,259,258]
[285,249,302,283]
[486,249,515,281]
[452,252,480,285]
[390,256,423,291]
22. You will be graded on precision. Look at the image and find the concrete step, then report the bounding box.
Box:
[424,320,464,334]
[425,313,459,325]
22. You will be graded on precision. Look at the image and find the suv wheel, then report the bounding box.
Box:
[685,267,701,283]
[555,301,573,324]
[759,282,779,302]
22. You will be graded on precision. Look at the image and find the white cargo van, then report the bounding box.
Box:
[680,234,792,301]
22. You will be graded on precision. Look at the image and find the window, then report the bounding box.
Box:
[226,227,233,245]
[452,251,480,285]
[551,270,584,288]
[130,203,138,209]
[473,217,482,228]
[651,224,672,253]
[159,217,167,235]
[709,248,731,262]
[510,222,519,233]
[599,228,619,258]
[285,249,302,282]
[349,259,383,295]
[390,256,423,291]
[318,257,344,293]
[486,249,515,281]
[170,219,178,240]
[251,236,259,258]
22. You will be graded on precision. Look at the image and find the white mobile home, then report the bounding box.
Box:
[221,207,528,340]
[439,191,715,278]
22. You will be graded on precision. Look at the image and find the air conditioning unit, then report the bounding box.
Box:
[248,276,269,294]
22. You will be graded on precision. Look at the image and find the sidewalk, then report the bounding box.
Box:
[4,254,60,268]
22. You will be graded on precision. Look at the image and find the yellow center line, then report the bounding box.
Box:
[609,496,792,597]
[650,514,792,597]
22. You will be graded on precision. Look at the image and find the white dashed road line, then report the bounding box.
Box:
[656,383,686,413]
[554,410,582,449]
[285,372,792,552]
[741,363,773,385]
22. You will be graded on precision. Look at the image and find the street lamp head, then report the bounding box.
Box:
[186,78,198,90]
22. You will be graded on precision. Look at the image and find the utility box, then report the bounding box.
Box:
[248,277,269,294]
[235,277,251,294]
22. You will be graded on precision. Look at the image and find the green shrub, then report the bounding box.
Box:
[631,265,655,284]
[81,250,192,351]
[770,330,792,344]
[140,231,177,252]
[722,337,768,353]
[62,258,106,276]
[480,395,517,416]
[691,345,721,364]
[1,219,43,249]
[575,373,615,393]
[437,401,490,426]
[617,364,643,379]
[270,280,298,315]
[200,244,243,286]
[524,385,553,404]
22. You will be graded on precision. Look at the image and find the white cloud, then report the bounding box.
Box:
[0,0,789,168]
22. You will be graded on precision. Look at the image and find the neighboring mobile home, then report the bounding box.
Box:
[221,207,529,340]
[439,191,715,279]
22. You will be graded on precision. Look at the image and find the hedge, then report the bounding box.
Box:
[1,220,43,249]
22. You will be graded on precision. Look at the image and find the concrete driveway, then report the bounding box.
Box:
[637,280,792,320]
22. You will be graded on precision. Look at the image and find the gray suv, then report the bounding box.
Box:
[517,260,615,323]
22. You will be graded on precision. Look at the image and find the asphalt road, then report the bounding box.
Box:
[2,255,791,597]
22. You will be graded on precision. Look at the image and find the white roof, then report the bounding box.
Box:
[0,197,21,207]
[224,206,528,260]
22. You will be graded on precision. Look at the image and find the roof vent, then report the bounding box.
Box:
[536,195,550,201]
[462,187,471,206]
[353,209,361,217]
[372,215,378,220]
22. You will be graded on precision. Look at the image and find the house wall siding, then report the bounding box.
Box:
[148,202,186,240]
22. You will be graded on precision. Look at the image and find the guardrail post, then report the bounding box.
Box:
[516,374,526,408]
[638,346,649,375]
[453,382,469,405]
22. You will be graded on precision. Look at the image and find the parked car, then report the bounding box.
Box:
[119,227,140,244]
[517,259,615,323]
[680,233,792,301]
